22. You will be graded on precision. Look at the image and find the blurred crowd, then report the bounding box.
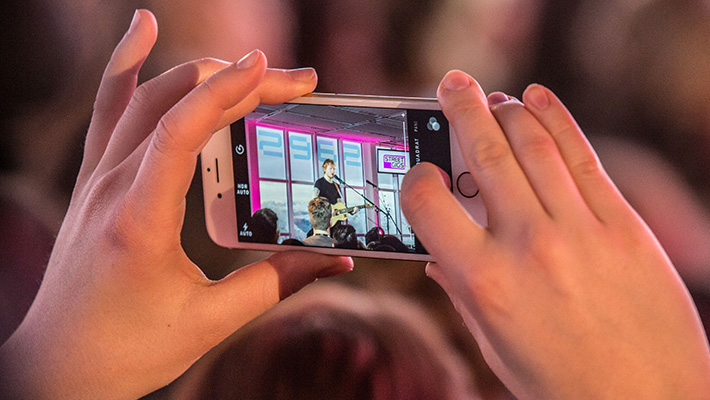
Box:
[2,0,709,398]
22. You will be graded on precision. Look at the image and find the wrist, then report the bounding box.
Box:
[0,318,116,400]
[0,327,46,399]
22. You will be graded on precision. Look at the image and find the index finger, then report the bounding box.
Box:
[437,71,544,224]
[130,51,318,224]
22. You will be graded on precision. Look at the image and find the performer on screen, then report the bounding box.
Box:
[313,159,359,226]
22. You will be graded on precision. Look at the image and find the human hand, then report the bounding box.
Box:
[0,10,351,399]
[401,70,710,399]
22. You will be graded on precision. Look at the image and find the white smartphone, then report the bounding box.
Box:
[200,93,486,261]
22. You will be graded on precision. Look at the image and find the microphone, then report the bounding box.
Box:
[333,175,344,183]
[365,179,378,189]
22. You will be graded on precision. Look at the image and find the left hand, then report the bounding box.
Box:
[0,10,352,399]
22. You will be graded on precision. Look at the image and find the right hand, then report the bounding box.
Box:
[401,70,710,399]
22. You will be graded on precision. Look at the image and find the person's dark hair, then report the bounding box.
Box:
[331,224,358,249]
[371,243,396,252]
[307,197,332,231]
[365,226,384,246]
[379,235,409,252]
[193,284,475,400]
[281,238,305,246]
[250,208,279,244]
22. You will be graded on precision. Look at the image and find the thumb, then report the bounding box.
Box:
[193,252,353,338]
[426,261,458,304]
[266,251,354,300]
[426,261,479,331]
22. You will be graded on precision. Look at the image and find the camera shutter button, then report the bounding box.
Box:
[456,172,479,198]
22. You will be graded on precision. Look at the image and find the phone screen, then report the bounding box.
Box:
[229,101,451,255]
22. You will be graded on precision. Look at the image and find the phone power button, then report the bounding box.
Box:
[235,144,245,155]
[456,172,479,198]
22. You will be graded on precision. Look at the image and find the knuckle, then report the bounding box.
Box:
[123,81,161,122]
[82,169,123,215]
[132,78,166,112]
[447,100,487,125]
[81,172,141,250]
[522,132,557,155]
[153,112,186,156]
[512,223,583,296]
[465,270,513,317]
[103,202,142,251]
[200,76,220,99]
[570,157,604,180]
[467,139,512,171]
[131,82,155,108]
[518,134,559,163]
[549,122,580,142]
[198,77,228,112]
[153,119,174,156]
[513,222,567,267]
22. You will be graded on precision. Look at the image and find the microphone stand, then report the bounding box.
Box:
[363,178,403,237]
[333,175,375,209]
[366,180,382,229]
[334,176,403,236]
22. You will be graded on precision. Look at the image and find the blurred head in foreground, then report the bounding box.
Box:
[182,283,477,400]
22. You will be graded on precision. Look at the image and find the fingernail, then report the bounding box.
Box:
[127,9,141,34]
[316,258,354,278]
[526,84,549,110]
[286,67,316,82]
[237,49,261,69]
[487,92,509,106]
[442,71,472,91]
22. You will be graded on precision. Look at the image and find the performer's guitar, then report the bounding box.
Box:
[331,202,373,227]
